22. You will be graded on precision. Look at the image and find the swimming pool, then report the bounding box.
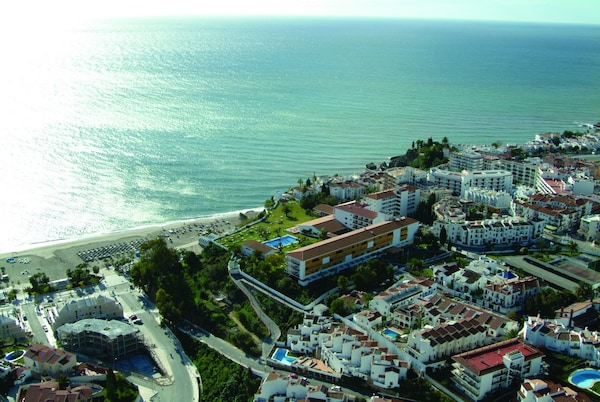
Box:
[263,235,298,249]
[4,350,25,362]
[272,348,297,365]
[570,369,600,388]
[383,328,403,340]
[113,352,162,378]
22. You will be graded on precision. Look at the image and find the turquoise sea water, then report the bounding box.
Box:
[1,17,599,251]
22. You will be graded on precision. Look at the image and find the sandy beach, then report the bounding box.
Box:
[0,210,260,286]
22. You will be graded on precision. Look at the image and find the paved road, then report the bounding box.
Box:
[116,287,200,402]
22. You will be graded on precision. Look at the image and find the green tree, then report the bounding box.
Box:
[104,368,139,402]
[337,275,350,294]
[28,273,52,295]
[576,281,594,301]
[503,328,520,340]
[282,203,292,218]
[330,298,351,316]
[439,226,447,246]
[567,241,579,255]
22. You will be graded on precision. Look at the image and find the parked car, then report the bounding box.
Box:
[129,314,137,320]
[133,319,143,325]
[42,325,48,332]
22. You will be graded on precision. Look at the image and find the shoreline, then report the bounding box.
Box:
[0,207,263,284]
[0,207,264,256]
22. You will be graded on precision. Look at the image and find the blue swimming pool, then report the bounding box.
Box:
[263,235,298,249]
[383,328,403,339]
[570,369,600,388]
[113,352,161,377]
[272,348,297,365]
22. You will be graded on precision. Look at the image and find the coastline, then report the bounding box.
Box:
[0,208,262,284]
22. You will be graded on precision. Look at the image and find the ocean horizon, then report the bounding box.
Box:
[1,17,598,252]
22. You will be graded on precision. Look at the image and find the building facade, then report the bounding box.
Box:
[57,318,143,360]
[451,339,544,401]
[286,218,418,286]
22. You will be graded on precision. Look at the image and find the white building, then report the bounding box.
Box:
[369,278,436,317]
[0,309,28,341]
[518,378,583,402]
[23,344,77,376]
[386,166,429,186]
[253,371,346,402]
[363,185,421,218]
[463,187,513,211]
[406,318,488,366]
[333,201,389,230]
[432,217,545,249]
[329,181,367,201]
[419,295,520,340]
[286,315,335,355]
[452,339,544,401]
[320,325,409,388]
[449,150,484,172]
[523,316,600,366]
[482,277,544,314]
[353,310,383,329]
[579,214,600,241]
[485,158,543,188]
[51,295,124,330]
[428,168,513,197]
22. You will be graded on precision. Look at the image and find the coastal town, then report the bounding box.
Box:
[3,124,600,402]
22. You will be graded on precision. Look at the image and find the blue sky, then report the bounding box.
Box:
[3,0,600,26]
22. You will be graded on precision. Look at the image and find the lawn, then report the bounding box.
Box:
[217,201,319,250]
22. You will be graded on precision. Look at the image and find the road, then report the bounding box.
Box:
[112,284,200,402]
[10,272,200,402]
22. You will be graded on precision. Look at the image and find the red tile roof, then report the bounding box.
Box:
[452,338,544,376]
[334,201,379,220]
[287,218,417,262]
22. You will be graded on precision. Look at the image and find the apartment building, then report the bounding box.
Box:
[363,185,421,218]
[451,339,544,401]
[253,371,347,402]
[369,278,436,316]
[333,201,388,230]
[23,344,77,376]
[524,316,600,365]
[419,295,520,339]
[0,309,28,342]
[51,295,124,330]
[463,187,512,211]
[406,318,488,366]
[320,325,409,388]
[432,217,545,250]
[517,379,587,402]
[579,214,600,241]
[485,158,541,188]
[428,168,513,197]
[449,150,484,171]
[482,277,544,314]
[57,318,143,360]
[286,315,335,355]
[329,181,367,201]
[286,218,418,286]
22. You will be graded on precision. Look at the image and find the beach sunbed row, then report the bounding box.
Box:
[77,240,145,262]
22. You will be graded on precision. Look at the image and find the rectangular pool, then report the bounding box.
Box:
[383,328,403,340]
[263,235,298,249]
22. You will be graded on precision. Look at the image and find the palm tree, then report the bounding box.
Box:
[567,240,579,255]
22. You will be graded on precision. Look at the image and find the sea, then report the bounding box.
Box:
[1,17,599,252]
